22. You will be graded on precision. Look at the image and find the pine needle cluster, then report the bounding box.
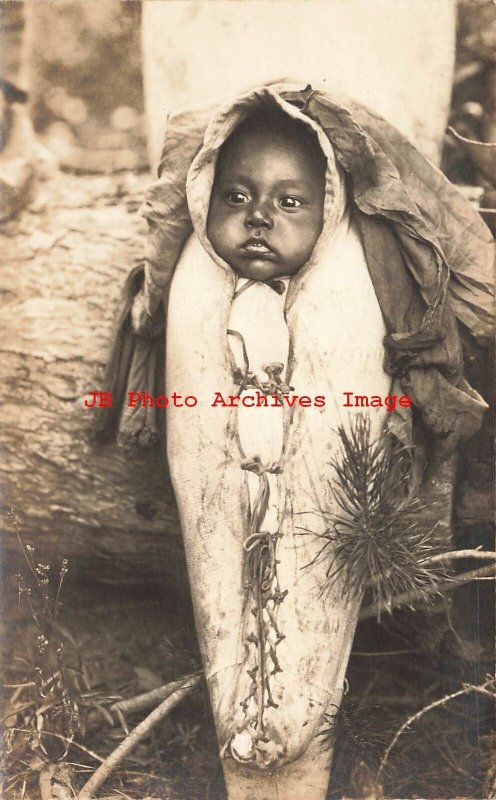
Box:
[319,415,449,616]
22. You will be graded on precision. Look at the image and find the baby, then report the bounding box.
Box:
[207,109,329,447]
[206,107,327,282]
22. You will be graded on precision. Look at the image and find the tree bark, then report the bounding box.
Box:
[0,172,187,590]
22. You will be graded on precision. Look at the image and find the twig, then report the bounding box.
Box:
[447,125,496,147]
[4,682,36,689]
[351,649,420,657]
[78,674,201,800]
[110,672,201,717]
[11,727,104,764]
[462,681,496,701]
[376,678,495,782]
[360,563,495,621]
[423,549,496,565]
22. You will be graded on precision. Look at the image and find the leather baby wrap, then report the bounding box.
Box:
[166,90,391,773]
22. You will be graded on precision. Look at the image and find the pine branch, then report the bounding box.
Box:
[316,416,450,616]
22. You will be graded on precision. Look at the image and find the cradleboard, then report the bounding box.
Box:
[166,91,393,797]
[128,85,493,798]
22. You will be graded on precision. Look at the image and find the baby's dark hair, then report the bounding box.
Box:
[220,104,327,172]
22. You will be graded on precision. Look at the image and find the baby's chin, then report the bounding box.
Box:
[230,259,298,282]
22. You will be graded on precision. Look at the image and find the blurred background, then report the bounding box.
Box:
[0,2,494,800]
[1,0,146,177]
[1,0,495,214]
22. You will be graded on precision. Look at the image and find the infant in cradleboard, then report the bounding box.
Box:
[165,86,408,790]
[102,83,493,800]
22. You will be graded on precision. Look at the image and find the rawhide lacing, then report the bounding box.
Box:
[240,457,288,739]
[227,328,294,397]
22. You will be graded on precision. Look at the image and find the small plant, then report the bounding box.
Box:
[3,509,85,797]
[309,416,450,616]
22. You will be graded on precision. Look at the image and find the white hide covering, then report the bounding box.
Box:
[166,87,392,790]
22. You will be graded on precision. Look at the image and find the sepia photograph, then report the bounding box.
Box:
[0,1,494,798]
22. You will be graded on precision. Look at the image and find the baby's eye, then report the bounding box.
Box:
[225,191,249,205]
[279,196,302,210]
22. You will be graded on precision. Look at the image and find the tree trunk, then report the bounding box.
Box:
[142,0,456,170]
[0,172,187,590]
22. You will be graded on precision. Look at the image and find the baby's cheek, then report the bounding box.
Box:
[207,222,230,262]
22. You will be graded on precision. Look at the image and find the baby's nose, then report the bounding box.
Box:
[245,202,274,229]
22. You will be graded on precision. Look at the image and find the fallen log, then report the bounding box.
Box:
[0,172,186,589]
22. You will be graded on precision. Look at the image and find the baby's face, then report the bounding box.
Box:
[207,124,326,281]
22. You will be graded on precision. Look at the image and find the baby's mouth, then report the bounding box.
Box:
[240,238,275,258]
